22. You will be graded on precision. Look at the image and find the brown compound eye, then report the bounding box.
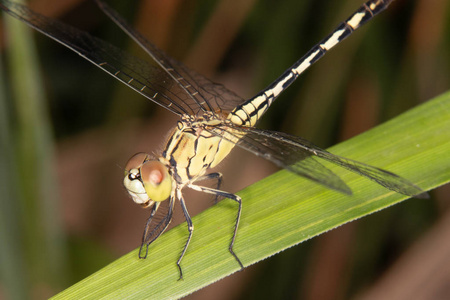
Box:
[140,160,172,202]
[123,153,154,206]
[141,161,166,185]
[124,152,150,174]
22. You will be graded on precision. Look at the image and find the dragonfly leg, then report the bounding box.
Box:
[188,184,244,270]
[138,202,159,259]
[195,172,223,203]
[139,243,149,259]
[177,190,194,280]
[139,197,174,260]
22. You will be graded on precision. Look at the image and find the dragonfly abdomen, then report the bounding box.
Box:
[228,0,393,128]
[227,94,270,127]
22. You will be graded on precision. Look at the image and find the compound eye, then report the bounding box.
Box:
[140,161,172,202]
[125,152,150,174]
[123,153,154,206]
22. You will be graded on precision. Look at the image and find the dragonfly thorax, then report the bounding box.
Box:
[180,111,223,127]
[123,153,173,208]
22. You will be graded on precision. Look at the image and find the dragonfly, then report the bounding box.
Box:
[1,0,427,279]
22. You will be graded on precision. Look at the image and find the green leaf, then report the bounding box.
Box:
[52,91,450,299]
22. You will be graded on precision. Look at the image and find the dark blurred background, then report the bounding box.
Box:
[0,0,449,299]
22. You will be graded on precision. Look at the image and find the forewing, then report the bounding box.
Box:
[0,0,204,116]
[95,0,247,116]
[210,125,352,194]
[213,125,426,198]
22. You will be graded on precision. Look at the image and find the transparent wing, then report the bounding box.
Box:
[0,0,242,117]
[211,124,427,198]
[95,0,247,116]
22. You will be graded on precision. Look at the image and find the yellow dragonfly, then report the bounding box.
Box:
[0,0,426,279]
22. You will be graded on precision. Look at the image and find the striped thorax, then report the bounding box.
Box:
[124,113,238,206]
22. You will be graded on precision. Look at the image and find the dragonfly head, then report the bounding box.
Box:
[123,153,172,208]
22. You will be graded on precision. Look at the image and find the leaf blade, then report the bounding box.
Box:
[52,91,450,300]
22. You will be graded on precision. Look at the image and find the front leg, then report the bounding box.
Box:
[139,197,175,259]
